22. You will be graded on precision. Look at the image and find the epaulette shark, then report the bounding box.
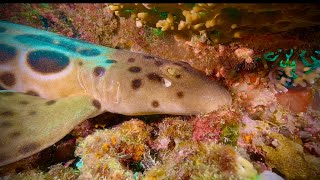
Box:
[0,20,232,166]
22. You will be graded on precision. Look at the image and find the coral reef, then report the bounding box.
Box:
[0,3,320,180]
[72,118,257,180]
[4,164,78,180]
[143,142,257,180]
[108,3,320,43]
[75,119,150,179]
[261,133,320,179]
[256,49,320,93]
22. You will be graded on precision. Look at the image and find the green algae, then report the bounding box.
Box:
[20,4,41,24]
[221,125,240,146]
[261,133,320,179]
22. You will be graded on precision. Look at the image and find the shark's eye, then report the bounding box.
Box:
[167,68,182,78]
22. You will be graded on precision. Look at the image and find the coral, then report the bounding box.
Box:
[4,164,78,180]
[75,119,150,179]
[143,141,258,180]
[260,133,320,179]
[74,117,257,179]
[108,3,320,43]
[230,72,277,114]
[191,114,223,142]
[149,117,192,154]
[221,124,239,146]
[190,110,241,145]
[255,49,320,93]
[0,3,319,180]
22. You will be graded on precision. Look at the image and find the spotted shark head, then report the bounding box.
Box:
[89,50,232,115]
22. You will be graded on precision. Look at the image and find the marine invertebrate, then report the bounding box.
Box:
[75,119,150,179]
[149,117,193,153]
[143,141,258,180]
[260,133,320,179]
[256,49,320,93]
[108,3,320,43]
[73,117,260,179]
[234,47,257,70]
[4,164,78,179]
[0,4,319,180]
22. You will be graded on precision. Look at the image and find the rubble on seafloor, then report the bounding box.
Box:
[0,3,320,180]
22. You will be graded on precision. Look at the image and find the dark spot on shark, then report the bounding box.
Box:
[152,100,159,108]
[147,73,162,82]
[0,72,16,87]
[92,99,101,109]
[27,50,70,73]
[10,131,21,138]
[78,61,83,66]
[0,44,17,64]
[93,66,106,77]
[154,60,163,66]
[0,26,6,33]
[132,79,142,90]
[144,55,155,59]
[106,59,117,64]
[78,48,100,56]
[15,34,54,46]
[128,58,135,63]
[129,66,141,73]
[177,91,184,98]
[1,111,14,116]
[0,121,12,128]
[18,142,41,154]
[175,74,181,78]
[26,90,39,96]
[46,100,56,105]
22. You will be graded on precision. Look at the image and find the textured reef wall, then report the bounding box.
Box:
[0,3,320,180]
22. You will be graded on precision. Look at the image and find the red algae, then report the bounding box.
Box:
[191,114,222,142]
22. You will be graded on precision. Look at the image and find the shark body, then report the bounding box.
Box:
[0,21,231,166]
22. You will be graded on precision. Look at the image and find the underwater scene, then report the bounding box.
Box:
[0,3,320,180]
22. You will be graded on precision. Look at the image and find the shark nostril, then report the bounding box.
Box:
[147,73,162,82]
[128,66,141,73]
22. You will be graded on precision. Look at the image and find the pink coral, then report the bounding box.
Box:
[191,114,222,142]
